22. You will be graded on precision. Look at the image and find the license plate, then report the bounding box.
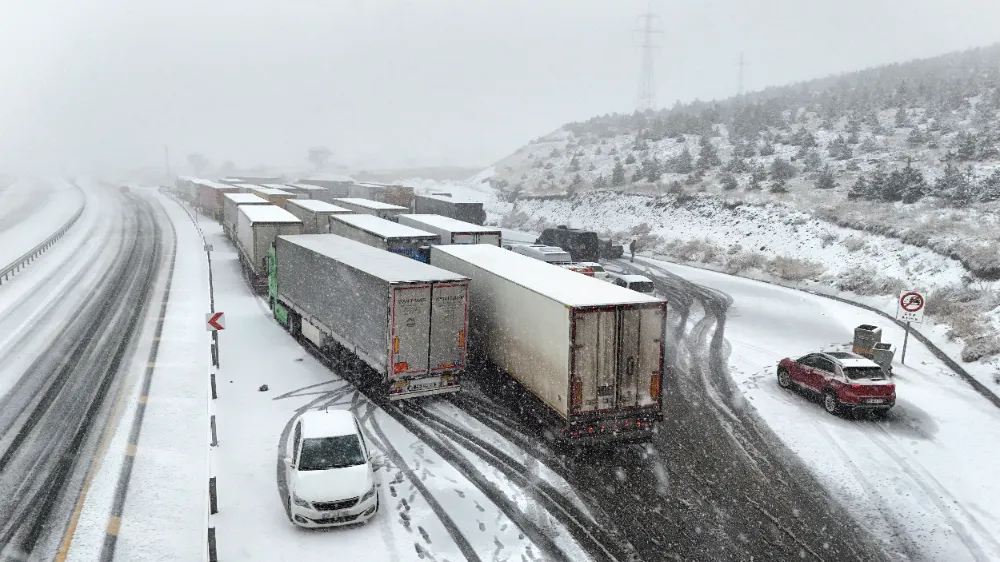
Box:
[319,510,348,521]
[865,398,885,404]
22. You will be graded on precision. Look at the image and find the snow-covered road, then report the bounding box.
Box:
[0,178,85,268]
[624,257,1000,562]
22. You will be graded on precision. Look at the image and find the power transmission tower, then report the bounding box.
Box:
[634,5,663,113]
[737,51,751,96]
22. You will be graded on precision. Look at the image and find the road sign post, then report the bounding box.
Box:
[206,312,225,368]
[895,290,926,365]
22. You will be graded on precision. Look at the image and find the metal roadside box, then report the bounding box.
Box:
[872,342,896,372]
[853,324,882,358]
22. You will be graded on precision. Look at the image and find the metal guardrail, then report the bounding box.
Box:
[0,185,87,285]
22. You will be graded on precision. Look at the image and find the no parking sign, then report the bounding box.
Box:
[896,290,926,324]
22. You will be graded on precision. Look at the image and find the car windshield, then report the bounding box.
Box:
[844,366,885,380]
[591,266,605,273]
[630,281,655,293]
[298,435,366,471]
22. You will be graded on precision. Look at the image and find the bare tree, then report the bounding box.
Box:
[307,147,333,171]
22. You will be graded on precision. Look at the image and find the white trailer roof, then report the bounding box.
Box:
[333,197,408,211]
[280,234,468,283]
[192,178,236,190]
[224,193,269,204]
[331,214,437,239]
[286,199,351,213]
[261,183,301,191]
[239,204,302,224]
[417,192,484,204]
[433,244,662,307]
[233,183,263,190]
[250,187,293,196]
[398,214,499,234]
[287,183,327,191]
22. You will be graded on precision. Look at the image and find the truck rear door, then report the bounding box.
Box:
[390,285,432,376]
[572,308,618,413]
[476,233,502,246]
[617,304,664,408]
[452,232,475,244]
[428,282,468,373]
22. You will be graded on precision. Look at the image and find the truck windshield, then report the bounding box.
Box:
[298,435,366,471]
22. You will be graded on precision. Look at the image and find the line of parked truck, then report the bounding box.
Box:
[171,176,664,444]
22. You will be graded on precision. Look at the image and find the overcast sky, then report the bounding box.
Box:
[2,0,1000,176]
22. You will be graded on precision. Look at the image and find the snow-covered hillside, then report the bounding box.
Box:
[478,44,1000,282]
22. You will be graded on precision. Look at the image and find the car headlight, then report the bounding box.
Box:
[293,493,311,508]
[360,483,376,503]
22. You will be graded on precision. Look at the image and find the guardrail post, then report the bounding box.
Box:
[208,527,218,562]
[210,415,218,447]
[210,372,218,399]
[209,476,218,514]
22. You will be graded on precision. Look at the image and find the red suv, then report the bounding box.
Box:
[777,351,895,415]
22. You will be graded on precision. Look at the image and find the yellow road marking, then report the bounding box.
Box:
[126,444,137,457]
[106,516,121,536]
[138,395,148,404]
[146,361,156,368]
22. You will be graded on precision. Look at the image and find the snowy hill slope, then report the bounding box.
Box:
[481,43,1000,283]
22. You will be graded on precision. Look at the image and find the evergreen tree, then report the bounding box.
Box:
[933,162,970,205]
[594,174,608,189]
[815,165,836,189]
[792,128,817,147]
[977,131,1000,160]
[770,157,797,181]
[847,175,869,200]
[671,146,693,174]
[846,117,862,141]
[594,146,603,155]
[569,155,581,172]
[847,129,861,145]
[769,178,789,193]
[955,132,978,161]
[733,141,756,159]
[868,167,889,200]
[696,135,722,170]
[570,173,583,186]
[625,153,637,165]
[880,169,906,202]
[631,170,644,182]
[860,137,879,153]
[894,107,910,128]
[642,158,663,183]
[846,160,861,171]
[828,135,852,160]
[720,172,739,191]
[802,149,823,172]
[978,169,1000,202]
[898,161,929,204]
[759,140,776,156]
[906,127,925,147]
[748,163,767,190]
[612,161,627,186]
[725,156,749,174]
[588,163,597,171]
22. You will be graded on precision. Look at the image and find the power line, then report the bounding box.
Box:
[634,5,663,113]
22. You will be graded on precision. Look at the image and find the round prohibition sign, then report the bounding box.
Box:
[900,291,925,313]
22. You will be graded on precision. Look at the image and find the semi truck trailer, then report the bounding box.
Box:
[249,186,297,209]
[430,244,665,444]
[223,192,270,240]
[285,199,352,234]
[396,214,501,246]
[329,214,440,263]
[332,198,408,220]
[412,193,487,225]
[236,205,302,293]
[270,234,469,400]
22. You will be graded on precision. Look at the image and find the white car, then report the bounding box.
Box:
[576,261,611,280]
[284,409,379,528]
[610,273,655,294]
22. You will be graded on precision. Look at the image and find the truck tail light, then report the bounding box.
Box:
[649,374,661,399]
[458,330,464,347]
[393,362,407,373]
[393,337,399,354]
[571,379,582,406]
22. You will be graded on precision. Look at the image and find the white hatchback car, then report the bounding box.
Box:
[284,409,379,528]
[576,261,611,280]
[610,274,655,294]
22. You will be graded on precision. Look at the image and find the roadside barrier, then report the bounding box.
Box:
[164,190,220,562]
[0,181,86,285]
